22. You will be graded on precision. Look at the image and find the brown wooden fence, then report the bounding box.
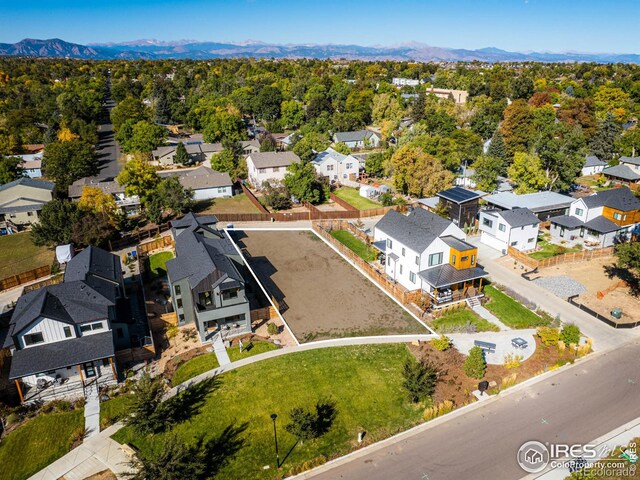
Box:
[250,305,278,322]
[136,235,174,257]
[329,192,358,212]
[115,345,156,364]
[22,274,64,293]
[239,182,270,214]
[508,245,615,270]
[109,223,171,251]
[0,265,51,292]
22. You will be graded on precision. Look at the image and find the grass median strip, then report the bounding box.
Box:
[432,309,500,333]
[330,230,377,262]
[484,285,549,328]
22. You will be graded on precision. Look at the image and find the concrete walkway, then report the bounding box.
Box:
[212,334,231,366]
[472,304,511,331]
[449,329,537,365]
[84,381,100,439]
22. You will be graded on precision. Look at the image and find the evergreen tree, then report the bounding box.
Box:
[154,91,172,125]
[402,358,440,403]
[174,142,189,165]
[411,90,427,123]
[464,346,487,380]
[126,435,206,480]
[284,407,317,444]
[124,371,167,435]
[487,129,508,161]
[589,113,621,161]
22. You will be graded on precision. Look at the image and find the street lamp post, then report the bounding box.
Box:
[271,413,280,468]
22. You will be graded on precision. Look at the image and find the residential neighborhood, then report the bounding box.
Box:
[1,5,640,480]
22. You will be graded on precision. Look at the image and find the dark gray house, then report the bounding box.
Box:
[166,213,251,342]
[3,246,122,403]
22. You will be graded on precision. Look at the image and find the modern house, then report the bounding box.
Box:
[332,130,381,149]
[373,208,487,307]
[0,178,55,233]
[479,208,540,253]
[312,147,360,183]
[602,156,640,186]
[246,151,301,188]
[166,213,251,342]
[159,166,234,200]
[483,191,574,221]
[549,187,640,247]
[3,246,123,403]
[68,177,141,217]
[582,155,608,176]
[436,187,484,227]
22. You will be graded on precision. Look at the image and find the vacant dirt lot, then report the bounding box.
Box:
[537,256,640,325]
[235,230,427,342]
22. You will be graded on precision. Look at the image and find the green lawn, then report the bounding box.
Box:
[432,309,500,333]
[100,394,133,427]
[333,188,381,210]
[484,285,549,329]
[0,232,54,279]
[0,410,84,480]
[227,340,280,362]
[172,353,220,386]
[529,238,582,260]
[330,230,377,262]
[194,194,261,214]
[113,345,423,480]
[149,251,174,277]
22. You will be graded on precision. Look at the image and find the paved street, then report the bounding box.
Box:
[304,338,640,480]
[95,98,124,179]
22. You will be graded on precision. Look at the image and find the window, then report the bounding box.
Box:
[176,298,183,309]
[174,285,181,296]
[387,239,393,249]
[81,322,104,333]
[461,256,469,262]
[471,254,475,265]
[613,212,622,221]
[222,288,239,300]
[63,326,72,338]
[258,168,266,174]
[399,265,403,275]
[560,226,565,237]
[498,223,506,232]
[409,272,416,283]
[528,238,535,243]
[102,358,110,367]
[24,332,44,346]
[401,247,405,257]
[511,241,518,246]
[428,252,443,267]
[575,207,584,216]
[415,255,420,266]
[482,218,493,228]
[80,325,91,333]
[327,165,334,171]
[178,314,185,324]
[451,254,457,264]
[272,167,279,172]
[579,228,585,238]
[199,291,213,307]
[346,163,353,169]
[27,211,34,217]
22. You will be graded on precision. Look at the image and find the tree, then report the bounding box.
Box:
[332,142,351,155]
[511,76,534,100]
[253,86,283,120]
[292,132,329,163]
[71,211,114,248]
[283,161,324,204]
[364,152,386,178]
[202,110,246,144]
[116,156,161,206]
[433,200,450,219]
[259,134,277,152]
[280,100,304,129]
[121,121,166,154]
[589,113,622,161]
[157,176,194,216]
[611,241,640,294]
[126,435,206,480]
[593,86,630,122]
[472,155,505,192]
[464,346,486,379]
[411,91,426,123]
[31,199,80,246]
[487,130,508,161]
[0,156,25,184]
[262,183,292,211]
[43,140,97,194]
[174,142,189,165]
[124,371,168,435]
[372,93,404,124]
[500,99,536,155]
[78,186,120,227]
[390,145,454,197]
[402,358,440,403]
[111,96,149,133]
[560,324,581,345]
[507,152,547,194]
[284,407,317,444]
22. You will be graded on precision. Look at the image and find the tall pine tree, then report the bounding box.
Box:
[174,142,189,165]
[411,91,427,123]
[589,113,621,161]
[487,129,508,161]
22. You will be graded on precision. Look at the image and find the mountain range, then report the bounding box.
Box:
[1,38,639,63]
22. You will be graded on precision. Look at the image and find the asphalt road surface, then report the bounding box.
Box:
[95,98,124,179]
[309,339,640,480]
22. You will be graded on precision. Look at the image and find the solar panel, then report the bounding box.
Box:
[437,187,480,204]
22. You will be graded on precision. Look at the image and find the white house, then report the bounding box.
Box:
[483,191,574,221]
[549,187,640,248]
[582,155,608,176]
[332,130,381,149]
[479,208,540,253]
[160,166,234,200]
[373,208,487,306]
[246,151,301,188]
[312,148,360,182]
[392,77,423,87]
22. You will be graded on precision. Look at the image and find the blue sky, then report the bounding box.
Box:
[0,0,639,53]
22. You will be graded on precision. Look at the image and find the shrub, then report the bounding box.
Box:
[5,413,19,426]
[379,193,393,206]
[560,324,581,346]
[423,400,455,421]
[267,323,279,336]
[431,335,452,351]
[464,346,486,379]
[500,373,518,390]
[537,326,560,346]
[68,426,86,448]
[402,358,440,403]
[503,353,523,369]
[557,340,566,353]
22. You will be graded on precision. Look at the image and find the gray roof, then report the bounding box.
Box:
[580,187,640,211]
[247,151,300,169]
[64,246,123,300]
[333,130,380,143]
[419,264,488,289]
[0,199,48,214]
[602,164,640,181]
[496,208,540,227]
[584,155,607,168]
[549,215,584,229]
[0,177,55,193]
[440,236,476,251]
[171,212,218,230]
[437,186,482,204]
[483,191,573,213]
[375,208,453,253]
[619,156,640,166]
[312,148,349,166]
[9,331,115,379]
[583,216,620,234]
[68,178,125,199]
[159,166,233,190]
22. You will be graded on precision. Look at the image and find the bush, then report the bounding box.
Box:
[464,346,486,379]
[284,400,337,444]
[402,358,440,403]
[500,373,518,390]
[431,335,452,351]
[267,323,279,336]
[5,413,19,426]
[560,324,581,345]
[503,353,523,369]
[423,400,454,421]
[379,193,393,206]
[537,326,560,346]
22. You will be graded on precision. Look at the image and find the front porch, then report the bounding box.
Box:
[418,264,488,309]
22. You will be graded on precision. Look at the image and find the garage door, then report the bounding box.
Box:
[481,231,507,253]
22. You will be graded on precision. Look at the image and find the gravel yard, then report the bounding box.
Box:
[533,275,587,299]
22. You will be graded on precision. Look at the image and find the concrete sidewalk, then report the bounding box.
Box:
[84,382,100,439]
[212,334,231,366]
[449,329,537,364]
[472,304,511,331]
